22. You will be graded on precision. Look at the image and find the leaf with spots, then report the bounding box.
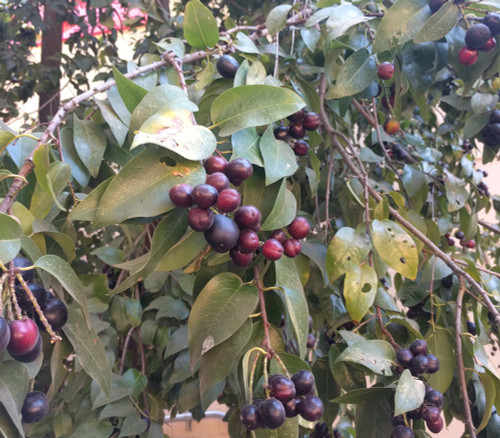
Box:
[188,273,259,372]
[371,219,418,280]
[394,369,426,416]
[336,339,396,376]
[344,265,377,323]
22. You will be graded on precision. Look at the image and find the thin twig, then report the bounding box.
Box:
[119,326,135,375]
[456,276,477,438]
[253,267,274,358]
[478,219,500,236]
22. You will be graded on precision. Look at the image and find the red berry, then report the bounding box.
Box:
[226,158,253,186]
[384,119,400,135]
[270,229,286,243]
[426,416,444,433]
[237,229,260,253]
[283,238,302,258]
[302,112,321,131]
[288,124,306,139]
[293,140,309,156]
[381,94,395,109]
[206,172,230,193]
[8,319,38,356]
[480,37,497,52]
[458,46,479,66]
[169,184,193,208]
[466,239,476,249]
[287,217,311,239]
[287,109,305,124]
[204,156,227,174]
[234,205,262,229]
[216,188,241,213]
[377,62,395,80]
[187,208,214,232]
[230,248,253,267]
[191,184,218,208]
[262,239,284,261]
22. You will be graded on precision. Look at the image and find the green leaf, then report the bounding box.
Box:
[260,180,297,231]
[231,128,263,166]
[199,318,252,396]
[146,296,189,320]
[33,144,69,211]
[119,411,148,437]
[91,246,124,266]
[112,65,148,113]
[155,230,206,271]
[259,126,298,185]
[211,85,305,136]
[188,272,259,370]
[426,328,455,393]
[328,49,377,99]
[445,172,469,213]
[394,369,426,416]
[183,0,218,49]
[344,265,377,323]
[337,339,396,376]
[355,395,393,438]
[68,178,112,222]
[326,227,371,283]
[94,148,205,227]
[266,5,292,36]
[331,387,393,404]
[131,109,216,160]
[372,0,429,53]
[371,219,418,280]
[129,84,198,136]
[63,305,112,396]
[0,213,22,264]
[0,361,29,436]
[233,32,261,55]
[414,1,459,44]
[312,357,340,427]
[254,417,299,438]
[68,420,114,438]
[60,127,90,187]
[326,4,374,39]
[478,372,496,433]
[95,98,128,146]
[72,116,107,178]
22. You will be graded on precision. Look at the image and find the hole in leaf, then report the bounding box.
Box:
[361,283,372,293]
[161,156,177,167]
[387,228,392,232]
[347,256,351,261]
[402,239,408,243]
[400,257,406,264]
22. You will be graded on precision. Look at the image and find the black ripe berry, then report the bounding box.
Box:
[39,297,68,332]
[284,397,300,418]
[15,283,50,313]
[409,339,428,356]
[7,256,36,284]
[258,398,286,429]
[391,425,414,438]
[274,125,290,142]
[425,353,440,374]
[411,354,429,375]
[292,369,315,396]
[296,395,324,421]
[216,55,240,79]
[204,215,240,253]
[288,124,306,139]
[287,109,305,124]
[293,140,309,156]
[22,391,49,424]
[484,13,500,36]
[269,374,296,403]
[465,23,492,50]
[467,321,477,335]
[428,0,448,14]
[396,348,414,368]
[425,389,444,408]
[302,112,321,131]
[240,404,260,430]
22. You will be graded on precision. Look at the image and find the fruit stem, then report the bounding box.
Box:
[272,353,291,378]
[15,273,62,342]
[263,355,271,398]
[248,350,262,404]
[0,272,8,315]
[253,267,274,359]
[9,265,22,320]
[375,306,401,350]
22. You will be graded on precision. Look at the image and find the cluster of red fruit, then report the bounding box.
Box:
[169,157,311,266]
[458,16,500,66]
[240,370,324,430]
[273,109,321,156]
[482,109,500,147]
[445,230,476,249]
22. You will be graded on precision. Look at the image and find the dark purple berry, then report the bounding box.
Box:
[269,375,296,403]
[296,395,324,422]
[204,156,227,174]
[396,348,414,368]
[292,369,315,396]
[240,404,260,430]
[226,158,253,186]
[411,355,429,375]
[169,184,193,208]
[192,184,218,208]
[206,172,230,193]
[188,208,214,232]
[22,391,49,424]
[409,339,428,356]
[258,398,286,429]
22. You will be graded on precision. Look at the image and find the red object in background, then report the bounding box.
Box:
[37,0,145,45]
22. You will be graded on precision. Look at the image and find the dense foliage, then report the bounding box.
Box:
[2,0,500,437]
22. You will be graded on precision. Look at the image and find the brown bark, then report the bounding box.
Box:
[39,1,63,123]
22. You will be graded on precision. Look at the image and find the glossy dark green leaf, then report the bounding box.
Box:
[326,227,371,283]
[119,411,148,437]
[312,357,340,427]
[95,98,128,146]
[327,49,377,99]
[60,127,90,187]
[68,178,112,222]
[355,395,393,438]
[184,0,218,49]
[73,116,107,178]
[414,1,459,43]
[112,65,148,113]
[188,272,259,370]
[445,172,469,213]
[478,372,496,433]
[344,265,377,323]
[63,305,112,396]
[146,296,190,320]
[0,213,22,264]
[260,179,297,231]
[371,219,418,280]
[426,328,455,393]
[337,339,395,376]
[231,128,263,166]
[211,85,305,136]
[331,387,393,404]
[90,374,132,409]
[199,318,252,396]
[94,148,205,227]
[0,361,29,436]
[394,369,426,416]
[155,230,206,271]
[372,0,429,53]
[326,4,373,39]
[67,420,114,438]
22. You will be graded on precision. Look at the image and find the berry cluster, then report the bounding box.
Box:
[169,157,311,266]
[392,384,445,437]
[444,230,476,249]
[274,109,321,156]
[240,370,324,430]
[396,339,440,376]
[482,109,500,147]
[458,16,500,66]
